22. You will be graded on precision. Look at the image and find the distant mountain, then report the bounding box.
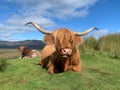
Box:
[0,40,45,49]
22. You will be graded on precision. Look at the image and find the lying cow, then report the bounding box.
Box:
[17,46,40,59]
[26,22,98,74]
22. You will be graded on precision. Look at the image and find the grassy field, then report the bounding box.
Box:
[0,49,20,59]
[0,49,120,90]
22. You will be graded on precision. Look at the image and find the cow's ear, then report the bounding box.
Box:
[75,36,83,46]
[43,34,54,44]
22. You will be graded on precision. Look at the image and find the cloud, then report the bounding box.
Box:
[95,29,109,35]
[20,0,98,19]
[93,29,109,39]
[0,0,98,41]
[5,0,98,19]
[117,29,120,33]
[84,29,109,39]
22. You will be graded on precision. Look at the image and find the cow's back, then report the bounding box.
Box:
[31,50,40,57]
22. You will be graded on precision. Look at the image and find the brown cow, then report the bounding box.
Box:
[26,22,98,74]
[17,46,40,59]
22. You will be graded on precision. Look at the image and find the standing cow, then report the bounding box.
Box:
[17,46,40,59]
[26,22,98,74]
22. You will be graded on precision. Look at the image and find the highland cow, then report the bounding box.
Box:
[26,22,98,74]
[17,46,40,59]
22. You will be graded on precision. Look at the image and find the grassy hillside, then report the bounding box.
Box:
[0,34,120,90]
[80,34,120,59]
[0,49,20,59]
[0,51,120,90]
[0,40,45,49]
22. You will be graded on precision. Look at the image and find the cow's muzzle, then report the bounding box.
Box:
[61,48,72,57]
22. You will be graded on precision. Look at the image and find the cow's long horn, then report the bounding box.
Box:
[25,22,52,34]
[75,27,99,36]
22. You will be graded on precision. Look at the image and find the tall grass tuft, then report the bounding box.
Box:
[80,36,97,52]
[0,58,8,71]
[80,34,120,59]
[97,34,120,59]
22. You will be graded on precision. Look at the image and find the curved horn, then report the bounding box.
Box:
[25,22,52,34]
[75,27,99,36]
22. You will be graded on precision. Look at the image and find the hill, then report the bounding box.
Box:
[0,40,45,49]
[0,51,120,90]
[0,34,120,89]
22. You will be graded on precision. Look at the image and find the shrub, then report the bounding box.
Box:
[80,36,97,52]
[0,58,8,71]
[79,34,120,59]
[97,34,120,59]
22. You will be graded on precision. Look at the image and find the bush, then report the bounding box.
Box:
[79,34,120,59]
[97,34,120,59]
[79,36,97,52]
[0,58,8,71]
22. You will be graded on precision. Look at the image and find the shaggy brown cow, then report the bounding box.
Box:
[26,22,98,74]
[17,46,40,59]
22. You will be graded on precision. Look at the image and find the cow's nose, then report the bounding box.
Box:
[61,48,72,55]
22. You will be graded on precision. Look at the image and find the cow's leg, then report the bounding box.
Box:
[23,56,29,59]
[72,57,82,72]
[72,63,81,72]
[39,56,50,68]
[47,60,55,74]
[64,60,71,72]
[71,50,82,72]
[47,60,59,74]
[39,59,45,66]
[19,56,22,59]
[64,60,81,72]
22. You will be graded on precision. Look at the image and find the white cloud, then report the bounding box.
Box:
[93,29,109,39]
[5,0,98,19]
[117,29,120,33]
[0,0,98,41]
[21,0,98,19]
[83,29,109,39]
[95,29,108,35]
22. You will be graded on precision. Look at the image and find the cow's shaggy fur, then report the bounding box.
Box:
[39,28,83,74]
[26,22,98,74]
[17,46,40,59]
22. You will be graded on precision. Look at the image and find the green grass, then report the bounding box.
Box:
[0,51,120,90]
[80,34,120,59]
[0,58,8,71]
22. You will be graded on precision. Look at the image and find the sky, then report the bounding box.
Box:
[0,0,120,41]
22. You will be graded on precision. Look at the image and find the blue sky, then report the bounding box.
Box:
[0,0,120,41]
